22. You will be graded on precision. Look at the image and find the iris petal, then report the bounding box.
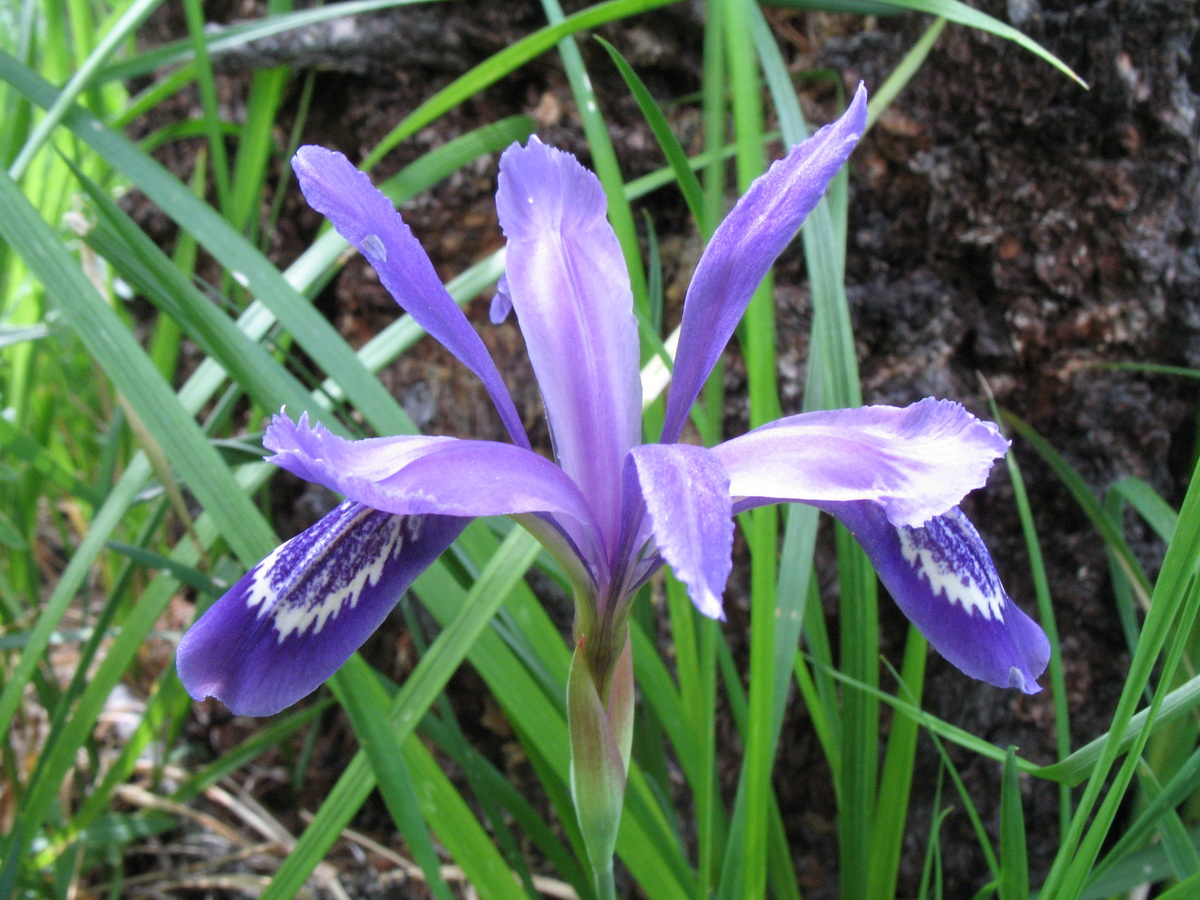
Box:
[713,398,1009,528]
[177,502,466,716]
[265,412,603,561]
[627,444,732,620]
[830,501,1050,693]
[496,137,642,550]
[663,84,868,443]
[291,146,529,448]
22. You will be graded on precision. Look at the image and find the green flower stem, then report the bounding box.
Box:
[595,864,617,900]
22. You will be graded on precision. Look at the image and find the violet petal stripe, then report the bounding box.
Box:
[662,84,868,443]
[291,146,529,449]
[177,502,467,716]
[265,412,603,561]
[627,443,732,620]
[830,501,1050,693]
[711,398,1009,529]
[496,137,642,551]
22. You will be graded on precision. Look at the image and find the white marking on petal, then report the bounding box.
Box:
[897,509,1005,621]
[362,233,386,261]
[243,504,409,642]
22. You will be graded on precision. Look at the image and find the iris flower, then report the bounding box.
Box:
[177,85,1048,724]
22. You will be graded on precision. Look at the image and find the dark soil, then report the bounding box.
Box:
[130,0,1200,896]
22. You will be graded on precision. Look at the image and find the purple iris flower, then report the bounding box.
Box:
[177,85,1049,718]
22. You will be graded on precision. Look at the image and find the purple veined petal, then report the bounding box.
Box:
[496,137,642,552]
[292,146,529,450]
[177,502,467,716]
[662,84,868,443]
[265,411,604,566]
[828,501,1050,693]
[626,444,732,620]
[712,398,1010,529]
[264,411,456,484]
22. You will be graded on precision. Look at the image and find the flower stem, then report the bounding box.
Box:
[595,863,617,900]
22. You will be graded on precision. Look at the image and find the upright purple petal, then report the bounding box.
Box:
[177,502,466,716]
[292,146,529,449]
[829,501,1050,693]
[662,84,868,443]
[626,444,732,619]
[713,399,1009,528]
[496,137,642,553]
[265,412,603,564]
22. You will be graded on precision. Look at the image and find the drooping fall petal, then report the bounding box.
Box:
[829,501,1050,693]
[177,503,466,716]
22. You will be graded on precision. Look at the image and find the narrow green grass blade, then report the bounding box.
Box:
[990,393,1071,829]
[1154,867,1200,900]
[918,773,951,900]
[331,657,458,900]
[0,416,101,504]
[401,734,530,900]
[361,0,681,170]
[999,747,1030,900]
[632,604,700,785]
[804,657,1034,773]
[1003,412,1151,600]
[415,681,568,896]
[104,541,224,596]
[763,0,902,12]
[70,165,326,426]
[1102,483,1153,664]
[597,37,706,226]
[1038,670,1200,785]
[1135,766,1200,880]
[0,49,412,437]
[871,0,1085,87]
[1040,452,1200,896]
[0,461,145,750]
[867,625,927,899]
[1052,589,1200,897]
[7,0,162,179]
[1108,476,1178,542]
[227,61,289,241]
[0,464,272,893]
[923,724,1001,885]
[1102,362,1200,380]
[1088,745,1200,891]
[0,168,274,564]
[866,17,947,130]
[260,527,543,900]
[181,0,232,211]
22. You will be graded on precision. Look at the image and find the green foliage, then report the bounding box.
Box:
[3,1,1195,899]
